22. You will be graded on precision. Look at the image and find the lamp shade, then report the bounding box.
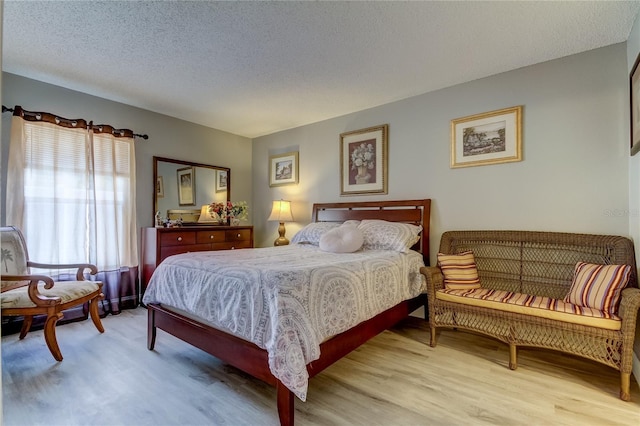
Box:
[267,200,293,222]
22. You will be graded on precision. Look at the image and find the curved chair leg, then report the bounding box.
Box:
[19,315,33,339]
[88,297,105,333]
[44,312,64,361]
[620,372,631,401]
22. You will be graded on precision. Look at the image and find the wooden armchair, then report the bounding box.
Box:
[1,226,105,361]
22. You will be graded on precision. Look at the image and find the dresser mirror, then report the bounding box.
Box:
[154,156,230,225]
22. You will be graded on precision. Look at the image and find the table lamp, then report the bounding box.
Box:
[268,199,293,246]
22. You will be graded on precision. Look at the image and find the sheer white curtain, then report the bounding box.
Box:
[6,111,139,314]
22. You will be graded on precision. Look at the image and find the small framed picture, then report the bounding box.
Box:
[216,170,228,192]
[631,52,640,156]
[340,124,388,196]
[269,151,299,187]
[156,176,164,198]
[177,166,196,206]
[451,106,522,168]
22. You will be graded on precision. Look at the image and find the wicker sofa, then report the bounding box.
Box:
[421,230,640,401]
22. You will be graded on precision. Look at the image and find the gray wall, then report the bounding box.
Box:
[253,44,631,260]
[1,72,254,238]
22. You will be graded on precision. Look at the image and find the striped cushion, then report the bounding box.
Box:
[437,251,481,290]
[437,288,621,331]
[564,262,631,314]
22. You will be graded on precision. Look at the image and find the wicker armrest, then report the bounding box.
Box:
[420,266,444,298]
[618,287,640,324]
[28,261,98,280]
[1,274,61,306]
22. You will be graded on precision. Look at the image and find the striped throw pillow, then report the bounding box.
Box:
[564,262,631,314]
[437,251,481,290]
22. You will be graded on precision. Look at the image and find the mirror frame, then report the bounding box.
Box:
[153,156,231,224]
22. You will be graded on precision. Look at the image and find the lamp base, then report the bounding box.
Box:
[273,222,289,246]
[273,236,290,246]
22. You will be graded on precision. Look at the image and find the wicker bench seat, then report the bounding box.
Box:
[421,230,640,401]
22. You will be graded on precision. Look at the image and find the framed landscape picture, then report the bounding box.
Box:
[340,124,388,196]
[450,106,522,168]
[216,170,228,192]
[177,166,195,206]
[156,176,164,198]
[269,151,299,187]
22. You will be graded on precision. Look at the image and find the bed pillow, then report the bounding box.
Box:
[290,222,341,245]
[358,220,422,253]
[319,225,364,253]
[564,262,631,314]
[437,251,481,290]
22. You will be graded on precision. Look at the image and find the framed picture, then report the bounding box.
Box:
[340,124,388,196]
[631,53,640,156]
[216,170,228,192]
[177,166,196,206]
[269,151,299,187]
[450,106,522,168]
[156,176,164,198]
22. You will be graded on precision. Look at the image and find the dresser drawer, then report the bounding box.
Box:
[226,229,251,242]
[212,240,253,251]
[160,231,196,246]
[160,243,211,261]
[196,230,226,244]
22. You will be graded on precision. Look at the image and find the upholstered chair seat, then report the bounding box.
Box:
[1,226,105,361]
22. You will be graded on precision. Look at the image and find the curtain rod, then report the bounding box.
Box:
[2,105,149,140]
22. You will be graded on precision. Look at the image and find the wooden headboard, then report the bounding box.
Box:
[311,199,431,264]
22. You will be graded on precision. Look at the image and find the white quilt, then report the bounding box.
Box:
[142,244,425,400]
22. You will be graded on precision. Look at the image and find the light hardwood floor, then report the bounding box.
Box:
[2,307,639,425]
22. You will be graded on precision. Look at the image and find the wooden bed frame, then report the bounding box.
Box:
[147,199,431,425]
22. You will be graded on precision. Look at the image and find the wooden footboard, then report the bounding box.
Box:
[147,294,426,425]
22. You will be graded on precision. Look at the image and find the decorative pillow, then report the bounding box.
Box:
[290,222,341,245]
[564,262,631,314]
[357,220,422,253]
[319,225,364,253]
[437,251,481,290]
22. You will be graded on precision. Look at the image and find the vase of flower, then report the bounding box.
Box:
[351,142,375,185]
[230,218,240,226]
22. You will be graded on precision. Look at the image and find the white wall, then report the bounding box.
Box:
[1,72,254,252]
[253,44,631,261]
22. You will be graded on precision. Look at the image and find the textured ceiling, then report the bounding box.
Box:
[3,1,640,138]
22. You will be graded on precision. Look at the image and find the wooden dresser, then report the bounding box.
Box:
[141,225,253,292]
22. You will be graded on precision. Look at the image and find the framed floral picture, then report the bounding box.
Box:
[340,124,388,196]
[269,151,299,187]
[631,52,640,156]
[450,106,522,168]
[177,166,196,206]
[216,170,228,192]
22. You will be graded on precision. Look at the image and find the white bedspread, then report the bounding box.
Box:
[142,244,425,400]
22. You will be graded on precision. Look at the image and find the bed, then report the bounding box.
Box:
[144,199,431,425]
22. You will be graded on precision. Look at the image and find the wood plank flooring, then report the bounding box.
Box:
[2,307,639,425]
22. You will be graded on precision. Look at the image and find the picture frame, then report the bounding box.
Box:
[216,170,228,192]
[177,166,196,206]
[269,151,299,187]
[156,176,164,198]
[450,106,522,168]
[340,124,388,196]
[631,52,640,156]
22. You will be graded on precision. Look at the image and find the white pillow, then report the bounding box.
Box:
[291,222,341,245]
[319,225,364,253]
[358,220,422,253]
